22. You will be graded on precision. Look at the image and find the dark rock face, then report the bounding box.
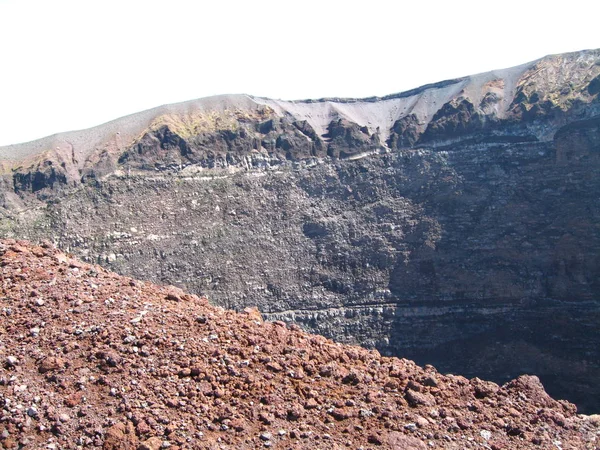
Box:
[589,74,600,96]
[325,118,379,158]
[2,49,600,413]
[119,125,190,169]
[13,160,67,193]
[420,98,487,142]
[555,116,600,162]
[387,114,421,149]
[117,114,328,171]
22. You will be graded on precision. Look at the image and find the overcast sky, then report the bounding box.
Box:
[0,0,599,146]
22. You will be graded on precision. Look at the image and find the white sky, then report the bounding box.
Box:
[0,0,599,146]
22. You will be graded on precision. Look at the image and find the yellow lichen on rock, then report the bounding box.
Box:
[142,106,276,140]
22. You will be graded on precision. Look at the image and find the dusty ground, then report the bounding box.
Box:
[0,239,599,449]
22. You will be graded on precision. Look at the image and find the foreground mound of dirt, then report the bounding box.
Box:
[0,240,598,449]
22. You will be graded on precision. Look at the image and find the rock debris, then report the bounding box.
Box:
[0,239,598,449]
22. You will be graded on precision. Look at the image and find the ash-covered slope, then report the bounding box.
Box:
[1,49,600,413]
[1,239,599,450]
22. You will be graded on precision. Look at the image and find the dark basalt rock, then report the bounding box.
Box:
[13,160,67,193]
[387,114,421,149]
[118,118,328,171]
[588,74,600,96]
[118,125,190,169]
[420,98,487,143]
[325,118,380,158]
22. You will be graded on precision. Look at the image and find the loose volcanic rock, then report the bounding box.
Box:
[0,240,598,449]
[37,356,65,373]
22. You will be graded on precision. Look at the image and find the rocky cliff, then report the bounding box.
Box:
[1,49,599,412]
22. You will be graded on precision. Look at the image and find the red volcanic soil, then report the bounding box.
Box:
[0,240,598,449]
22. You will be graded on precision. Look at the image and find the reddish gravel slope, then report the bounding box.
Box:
[0,240,598,449]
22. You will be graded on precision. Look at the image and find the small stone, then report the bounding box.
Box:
[508,407,521,417]
[359,409,374,418]
[472,378,499,398]
[103,422,138,450]
[506,424,523,437]
[38,357,65,373]
[342,371,361,385]
[330,408,351,421]
[27,407,38,417]
[229,419,246,432]
[3,437,17,449]
[260,432,272,441]
[242,307,263,323]
[456,417,472,430]
[259,412,274,425]
[136,420,151,435]
[65,391,84,407]
[388,432,427,449]
[415,416,430,428]
[304,398,318,410]
[165,293,181,302]
[423,376,439,387]
[138,437,162,450]
[178,368,191,377]
[6,356,18,367]
[286,406,303,422]
[266,361,283,372]
[367,434,383,445]
[405,389,436,407]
